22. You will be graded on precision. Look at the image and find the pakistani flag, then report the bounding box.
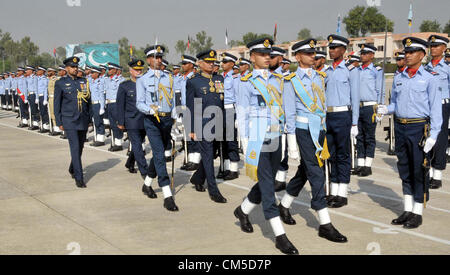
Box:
[66,43,119,68]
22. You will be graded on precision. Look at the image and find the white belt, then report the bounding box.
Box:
[360,101,377,107]
[28,92,35,95]
[92,101,101,104]
[327,106,350,113]
[106,100,116,104]
[38,94,44,97]
[48,95,54,98]
[296,116,309,124]
[443,98,449,104]
[224,104,235,109]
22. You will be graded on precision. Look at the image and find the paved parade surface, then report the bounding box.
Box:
[0,109,449,255]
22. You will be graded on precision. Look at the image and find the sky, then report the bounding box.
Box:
[0,0,448,63]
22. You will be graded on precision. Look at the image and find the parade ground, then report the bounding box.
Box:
[0,108,449,255]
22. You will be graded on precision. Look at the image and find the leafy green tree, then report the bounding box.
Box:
[420,20,442,32]
[190,31,214,54]
[443,20,450,36]
[343,6,393,37]
[297,28,312,40]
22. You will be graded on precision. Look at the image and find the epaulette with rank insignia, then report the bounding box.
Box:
[424,67,439,76]
[272,73,283,79]
[346,63,356,71]
[189,73,197,79]
[284,72,296,81]
[315,70,327,78]
[241,72,252,82]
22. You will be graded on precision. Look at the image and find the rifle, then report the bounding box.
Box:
[350,136,358,175]
[383,91,396,155]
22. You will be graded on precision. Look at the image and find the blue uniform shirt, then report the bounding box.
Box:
[359,63,384,104]
[105,75,124,101]
[37,75,49,101]
[324,60,360,124]
[425,58,450,100]
[0,79,5,95]
[26,74,38,96]
[179,71,194,106]
[4,77,11,91]
[283,68,327,135]
[223,70,236,105]
[136,69,178,118]
[387,65,442,140]
[236,70,285,139]
[89,77,106,110]
[17,76,28,100]
[11,77,18,90]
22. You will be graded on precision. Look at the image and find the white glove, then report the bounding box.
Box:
[171,127,182,142]
[351,125,359,138]
[43,100,48,106]
[241,138,249,157]
[423,138,436,153]
[376,114,384,123]
[24,100,28,104]
[377,105,388,115]
[35,99,39,104]
[287,134,300,161]
[99,108,105,116]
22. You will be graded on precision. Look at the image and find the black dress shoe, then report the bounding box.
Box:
[142,184,157,199]
[125,164,137,174]
[60,133,67,139]
[234,206,254,233]
[210,192,227,203]
[326,195,336,204]
[429,179,442,189]
[164,196,179,212]
[69,169,75,179]
[75,180,87,188]
[90,141,105,147]
[403,213,422,229]
[274,181,287,192]
[328,196,348,208]
[278,204,296,225]
[185,163,199,171]
[359,167,372,177]
[108,145,123,152]
[275,234,299,255]
[352,166,362,175]
[216,170,225,179]
[223,171,239,181]
[391,211,412,225]
[318,223,348,243]
[447,155,450,163]
[195,183,206,192]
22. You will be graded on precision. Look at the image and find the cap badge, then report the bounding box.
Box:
[209,51,215,57]
[73,58,77,63]
[137,61,142,66]
[309,40,315,48]
[157,46,162,53]
[361,45,365,50]
[328,36,333,43]
[406,39,412,47]
[263,39,270,48]
[431,36,436,42]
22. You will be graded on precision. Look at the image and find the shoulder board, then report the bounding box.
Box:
[284,72,297,81]
[189,73,197,79]
[424,67,439,76]
[241,72,253,82]
[272,73,283,79]
[315,70,327,78]
[232,74,239,79]
[346,63,355,71]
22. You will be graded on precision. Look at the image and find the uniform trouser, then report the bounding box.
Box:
[127,129,148,177]
[395,121,430,203]
[224,108,240,163]
[431,102,449,170]
[5,91,12,107]
[38,96,49,125]
[67,129,88,181]
[48,96,56,126]
[145,116,172,187]
[191,140,221,195]
[28,94,39,122]
[0,95,5,108]
[286,129,328,211]
[13,93,19,109]
[247,137,282,220]
[107,103,123,140]
[91,104,105,135]
[19,98,29,119]
[326,110,352,184]
[187,141,199,154]
[356,106,377,159]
